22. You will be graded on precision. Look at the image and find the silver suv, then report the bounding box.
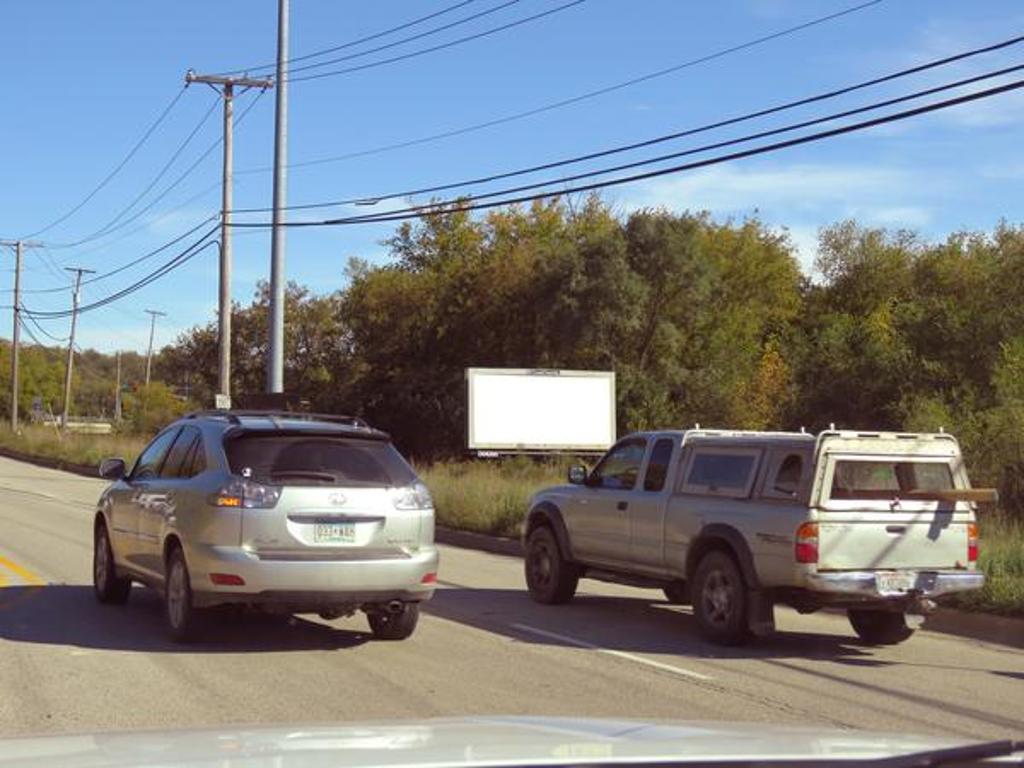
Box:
[92,410,438,642]
[524,429,988,646]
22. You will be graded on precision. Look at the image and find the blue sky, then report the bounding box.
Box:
[2,0,1023,355]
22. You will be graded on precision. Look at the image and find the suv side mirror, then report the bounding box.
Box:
[99,457,127,481]
[567,465,588,485]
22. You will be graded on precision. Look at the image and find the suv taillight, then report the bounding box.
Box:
[210,477,281,509]
[795,521,819,564]
[967,522,979,563]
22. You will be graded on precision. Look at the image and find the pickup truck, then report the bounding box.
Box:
[522,429,990,645]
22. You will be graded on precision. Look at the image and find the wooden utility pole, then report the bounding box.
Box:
[61,267,95,431]
[1,239,41,431]
[144,309,166,386]
[184,70,272,405]
[114,351,122,423]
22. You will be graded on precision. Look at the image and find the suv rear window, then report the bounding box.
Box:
[829,460,954,500]
[226,435,417,488]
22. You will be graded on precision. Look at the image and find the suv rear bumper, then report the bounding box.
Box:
[805,570,984,599]
[187,543,438,608]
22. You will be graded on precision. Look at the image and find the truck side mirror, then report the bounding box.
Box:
[568,465,588,485]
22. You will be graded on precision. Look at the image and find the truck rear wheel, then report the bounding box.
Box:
[692,551,750,645]
[848,609,915,645]
[525,526,579,604]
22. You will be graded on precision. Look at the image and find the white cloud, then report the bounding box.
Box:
[621,162,934,222]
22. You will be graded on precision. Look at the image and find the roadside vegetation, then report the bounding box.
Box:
[0,424,146,468]
[421,459,564,538]
[946,515,1024,616]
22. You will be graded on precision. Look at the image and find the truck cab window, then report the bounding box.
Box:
[589,438,647,490]
[642,438,675,492]
[773,454,803,497]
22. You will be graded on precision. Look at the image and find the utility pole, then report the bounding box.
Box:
[61,267,95,431]
[114,351,122,423]
[268,0,290,394]
[144,309,166,386]
[184,71,272,402]
[1,239,42,431]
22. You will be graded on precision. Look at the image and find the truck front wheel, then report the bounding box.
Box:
[525,526,579,605]
[847,609,915,645]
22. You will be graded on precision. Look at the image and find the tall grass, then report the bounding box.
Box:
[419,458,564,538]
[948,515,1024,615]
[0,424,147,469]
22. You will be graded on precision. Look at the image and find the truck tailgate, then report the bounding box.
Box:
[818,512,969,570]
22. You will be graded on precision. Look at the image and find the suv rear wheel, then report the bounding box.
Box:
[368,603,419,640]
[525,526,579,604]
[165,546,199,643]
[93,521,131,605]
[692,551,750,645]
[848,609,915,645]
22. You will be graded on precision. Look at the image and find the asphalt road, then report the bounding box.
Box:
[0,456,1021,740]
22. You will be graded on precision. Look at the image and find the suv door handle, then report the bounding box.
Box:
[617,501,628,511]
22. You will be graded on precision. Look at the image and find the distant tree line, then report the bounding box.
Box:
[4,197,1024,516]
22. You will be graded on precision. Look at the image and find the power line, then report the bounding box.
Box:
[287,0,589,83]
[5,216,218,296]
[70,180,222,259]
[22,308,68,343]
[233,38,1024,214]
[23,226,220,320]
[48,90,266,252]
[280,0,523,77]
[231,77,1024,228]
[19,318,44,347]
[22,88,187,239]
[239,0,884,174]
[218,0,484,76]
[47,94,221,249]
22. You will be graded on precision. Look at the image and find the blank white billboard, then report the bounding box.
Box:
[467,368,616,452]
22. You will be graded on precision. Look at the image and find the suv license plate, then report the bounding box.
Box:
[876,572,917,594]
[314,522,356,544]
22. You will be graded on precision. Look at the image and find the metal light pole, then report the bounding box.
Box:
[267,0,289,394]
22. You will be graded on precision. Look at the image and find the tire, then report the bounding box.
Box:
[368,603,419,640]
[164,546,199,643]
[93,520,131,605]
[848,609,915,645]
[524,526,579,605]
[663,581,689,605]
[692,550,750,645]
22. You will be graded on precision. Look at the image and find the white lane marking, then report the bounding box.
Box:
[511,622,713,681]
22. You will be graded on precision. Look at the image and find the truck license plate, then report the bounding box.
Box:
[876,572,917,594]
[314,522,356,544]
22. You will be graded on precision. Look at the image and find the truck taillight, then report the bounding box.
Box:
[967,522,979,563]
[795,522,819,564]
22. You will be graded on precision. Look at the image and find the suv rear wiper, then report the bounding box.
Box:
[268,470,337,483]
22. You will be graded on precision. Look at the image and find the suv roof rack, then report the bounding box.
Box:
[184,409,372,430]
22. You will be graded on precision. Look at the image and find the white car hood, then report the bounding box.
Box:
[0,716,1005,768]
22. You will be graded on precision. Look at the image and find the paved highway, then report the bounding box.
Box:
[0,455,1021,740]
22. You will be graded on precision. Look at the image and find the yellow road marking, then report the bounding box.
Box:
[0,555,45,586]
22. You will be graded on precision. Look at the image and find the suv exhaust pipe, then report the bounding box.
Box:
[386,600,405,614]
